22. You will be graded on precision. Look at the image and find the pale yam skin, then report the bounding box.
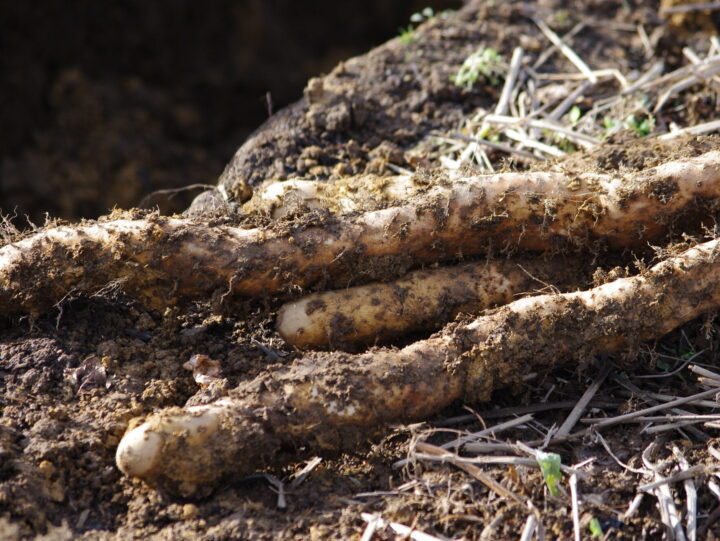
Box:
[277,258,588,350]
[2,151,720,317]
[117,238,720,497]
[242,173,430,218]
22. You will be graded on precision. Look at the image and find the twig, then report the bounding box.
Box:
[393,414,534,469]
[655,61,720,112]
[441,414,535,451]
[570,473,581,541]
[638,465,709,492]
[637,24,654,58]
[623,493,646,520]
[595,431,646,475]
[672,445,697,541]
[555,364,612,439]
[579,388,720,430]
[643,420,713,434]
[433,132,537,160]
[683,47,720,87]
[698,505,720,538]
[632,391,720,410]
[360,514,382,541]
[495,47,524,116]
[622,61,664,94]
[689,364,720,382]
[532,21,586,70]
[520,514,537,541]
[659,2,720,14]
[584,414,720,423]
[433,399,621,427]
[138,184,217,208]
[288,456,322,490]
[360,513,448,541]
[642,443,687,541]
[484,114,601,148]
[413,442,525,504]
[532,17,597,83]
[547,81,593,121]
[505,129,566,157]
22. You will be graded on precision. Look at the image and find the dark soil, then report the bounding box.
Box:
[3,0,720,539]
[1,0,459,222]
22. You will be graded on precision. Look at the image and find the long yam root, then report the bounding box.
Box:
[117,238,720,497]
[242,173,430,218]
[277,257,590,350]
[2,151,720,317]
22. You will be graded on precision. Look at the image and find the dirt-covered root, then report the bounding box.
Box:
[277,257,589,350]
[116,342,463,498]
[241,173,430,218]
[2,151,720,317]
[117,238,720,497]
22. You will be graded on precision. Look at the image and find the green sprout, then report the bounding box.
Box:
[567,105,582,124]
[623,114,655,137]
[451,48,505,89]
[535,451,562,497]
[399,7,440,45]
[398,25,417,44]
[602,116,617,132]
[588,517,603,537]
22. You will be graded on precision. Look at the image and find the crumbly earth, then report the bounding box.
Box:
[2,0,720,539]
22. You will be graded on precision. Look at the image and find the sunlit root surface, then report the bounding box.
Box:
[2,151,719,317]
[117,238,720,497]
[277,257,589,350]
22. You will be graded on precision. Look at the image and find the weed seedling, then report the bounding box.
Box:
[624,114,655,137]
[535,451,562,497]
[451,48,505,89]
[398,25,417,44]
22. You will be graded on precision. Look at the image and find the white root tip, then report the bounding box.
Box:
[115,404,226,480]
[277,300,313,342]
[115,423,163,477]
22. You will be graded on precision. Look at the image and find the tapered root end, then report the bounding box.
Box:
[277,300,315,348]
[116,423,163,478]
[115,404,227,495]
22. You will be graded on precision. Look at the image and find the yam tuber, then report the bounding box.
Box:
[117,237,720,497]
[2,151,720,317]
[241,173,431,218]
[277,257,589,350]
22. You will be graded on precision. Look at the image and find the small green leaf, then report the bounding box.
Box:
[623,115,654,137]
[452,48,505,89]
[568,105,582,124]
[398,25,416,44]
[535,451,562,497]
[603,116,616,131]
[589,517,603,537]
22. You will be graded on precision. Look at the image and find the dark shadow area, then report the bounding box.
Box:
[0,0,460,222]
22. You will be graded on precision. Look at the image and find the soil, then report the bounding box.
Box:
[3,0,720,539]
